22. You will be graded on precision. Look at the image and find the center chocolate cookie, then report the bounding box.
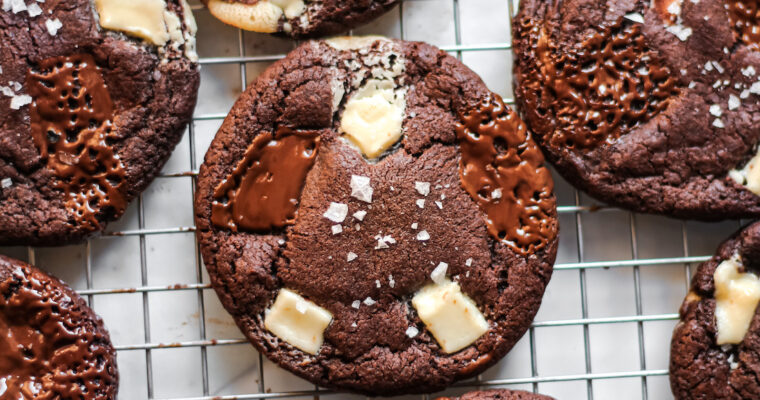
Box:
[194,37,559,395]
[671,221,760,399]
[202,0,399,38]
[514,0,760,220]
[0,255,118,399]
[0,0,200,245]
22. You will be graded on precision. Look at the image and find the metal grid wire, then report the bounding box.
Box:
[5,0,749,399]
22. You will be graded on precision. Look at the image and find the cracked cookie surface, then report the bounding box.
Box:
[671,221,760,399]
[194,37,558,395]
[0,0,200,245]
[0,254,119,399]
[514,0,760,220]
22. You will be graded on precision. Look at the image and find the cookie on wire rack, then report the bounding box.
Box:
[194,36,559,395]
[671,221,760,399]
[202,0,399,38]
[513,0,760,220]
[0,254,119,398]
[0,0,200,245]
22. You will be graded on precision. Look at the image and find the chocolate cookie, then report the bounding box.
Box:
[513,0,760,220]
[195,36,559,395]
[202,0,398,38]
[437,389,555,400]
[0,255,118,398]
[671,221,760,399]
[0,0,200,245]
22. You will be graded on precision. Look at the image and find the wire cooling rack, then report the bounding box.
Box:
[0,0,751,399]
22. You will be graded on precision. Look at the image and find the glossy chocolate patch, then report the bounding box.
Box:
[517,17,679,149]
[211,127,320,232]
[456,94,557,255]
[728,0,760,49]
[27,54,126,232]
[0,260,117,399]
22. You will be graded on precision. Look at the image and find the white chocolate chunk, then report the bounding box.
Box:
[714,255,760,345]
[326,35,389,50]
[340,79,406,159]
[95,0,171,45]
[729,147,760,195]
[270,0,305,19]
[264,289,333,355]
[207,0,282,33]
[411,279,489,353]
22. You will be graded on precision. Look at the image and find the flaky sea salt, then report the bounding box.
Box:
[713,118,725,128]
[375,280,381,288]
[416,230,430,241]
[435,201,443,209]
[415,181,430,196]
[1,178,11,189]
[9,95,31,110]
[742,66,757,77]
[389,274,395,288]
[666,24,692,41]
[323,202,348,223]
[729,94,741,111]
[347,252,357,262]
[411,222,418,230]
[405,326,419,338]
[623,13,644,23]
[374,234,396,249]
[465,258,473,267]
[363,297,376,306]
[416,199,425,208]
[45,18,62,36]
[350,175,373,203]
[353,210,367,221]
[331,225,343,235]
[709,104,722,117]
[430,262,448,284]
[351,300,361,309]
[26,2,41,17]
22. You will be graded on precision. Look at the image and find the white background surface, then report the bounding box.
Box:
[0,0,748,399]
